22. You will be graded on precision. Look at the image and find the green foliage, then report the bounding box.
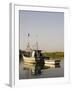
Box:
[42,52,64,59]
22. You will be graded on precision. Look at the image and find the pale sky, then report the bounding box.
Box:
[19,10,64,52]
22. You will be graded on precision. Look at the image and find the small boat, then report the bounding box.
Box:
[45,60,56,64]
[45,60,60,65]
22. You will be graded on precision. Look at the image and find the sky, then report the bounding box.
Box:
[19,10,64,52]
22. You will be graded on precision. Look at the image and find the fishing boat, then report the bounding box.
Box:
[22,50,44,63]
[23,50,36,63]
[22,34,60,67]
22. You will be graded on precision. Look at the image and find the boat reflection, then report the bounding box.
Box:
[23,61,60,75]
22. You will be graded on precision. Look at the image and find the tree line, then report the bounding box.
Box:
[42,52,64,60]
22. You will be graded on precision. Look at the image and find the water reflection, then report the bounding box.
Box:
[22,60,60,76]
[19,59,64,79]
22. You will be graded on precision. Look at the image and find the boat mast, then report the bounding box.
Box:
[36,41,38,50]
[26,33,31,52]
[36,35,38,50]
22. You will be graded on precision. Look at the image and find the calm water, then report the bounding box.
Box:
[19,60,64,79]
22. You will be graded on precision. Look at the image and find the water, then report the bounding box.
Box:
[19,60,64,79]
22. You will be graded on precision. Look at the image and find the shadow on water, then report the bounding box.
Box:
[32,61,45,75]
[24,62,60,76]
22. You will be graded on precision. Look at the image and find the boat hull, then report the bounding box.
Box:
[23,56,36,63]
